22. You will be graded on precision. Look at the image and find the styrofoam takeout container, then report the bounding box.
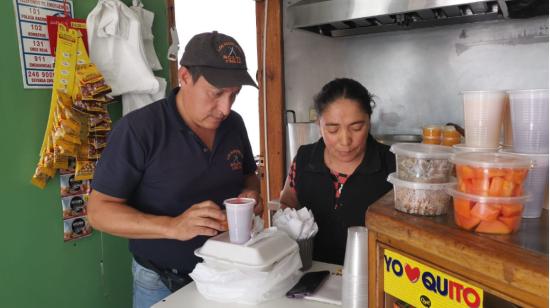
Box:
[195,230,298,271]
[390,143,455,183]
[387,173,456,216]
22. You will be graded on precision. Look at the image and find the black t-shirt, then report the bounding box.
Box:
[92,88,256,273]
[292,134,395,265]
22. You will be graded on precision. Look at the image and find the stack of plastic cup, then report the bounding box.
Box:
[462,90,506,149]
[505,89,549,219]
[500,150,549,218]
[508,89,549,154]
[342,226,369,308]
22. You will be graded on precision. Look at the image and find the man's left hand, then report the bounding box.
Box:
[238,189,263,216]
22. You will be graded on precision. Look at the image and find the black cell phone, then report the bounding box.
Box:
[286,270,330,298]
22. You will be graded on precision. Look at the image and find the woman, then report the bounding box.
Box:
[280,78,395,265]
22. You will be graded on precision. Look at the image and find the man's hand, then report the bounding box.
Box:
[239,189,263,216]
[166,201,228,241]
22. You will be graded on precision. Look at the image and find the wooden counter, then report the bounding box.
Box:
[365,191,548,307]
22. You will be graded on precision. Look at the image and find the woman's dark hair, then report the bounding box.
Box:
[313,78,374,116]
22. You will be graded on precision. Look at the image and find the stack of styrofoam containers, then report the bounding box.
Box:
[448,152,532,234]
[501,89,549,219]
[387,143,455,216]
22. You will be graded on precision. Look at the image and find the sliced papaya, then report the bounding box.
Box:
[488,177,504,197]
[457,165,475,180]
[499,215,521,232]
[471,203,501,221]
[471,178,490,196]
[512,168,529,185]
[454,197,472,218]
[488,168,506,177]
[501,203,523,217]
[473,167,486,179]
[455,213,481,230]
[512,184,523,196]
[475,220,512,234]
[501,180,515,197]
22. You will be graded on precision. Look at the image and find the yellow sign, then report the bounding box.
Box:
[384,249,483,308]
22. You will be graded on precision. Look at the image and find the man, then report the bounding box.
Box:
[88,31,262,308]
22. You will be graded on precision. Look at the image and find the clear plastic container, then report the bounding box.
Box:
[451,152,532,198]
[452,143,499,153]
[462,90,506,149]
[390,143,455,183]
[442,137,461,147]
[387,173,456,216]
[422,125,442,138]
[508,89,549,153]
[500,149,549,218]
[447,187,529,234]
[443,125,461,139]
[422,137,441,145]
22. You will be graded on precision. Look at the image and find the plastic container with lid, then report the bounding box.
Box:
[447,187,529,234]
[195,230,298,271]
[387,173,455,216]
[452,143,499,153]
[451,152,532,198]
[442,137,461,147]
[422,125,442,138]
[390,143,455,183]
[422,137,441,145]
[500,149,549,218]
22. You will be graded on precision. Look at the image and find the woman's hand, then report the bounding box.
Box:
[239,189,263,216]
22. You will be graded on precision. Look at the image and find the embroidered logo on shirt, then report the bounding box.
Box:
[227,149,243,171]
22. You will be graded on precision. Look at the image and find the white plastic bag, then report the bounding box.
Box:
[190,249,302,305]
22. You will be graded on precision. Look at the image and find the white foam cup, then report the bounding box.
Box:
[223,197,255,244]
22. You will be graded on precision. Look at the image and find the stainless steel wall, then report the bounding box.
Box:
[283,10,549,136]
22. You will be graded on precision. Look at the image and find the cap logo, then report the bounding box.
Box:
[218,41,242,65]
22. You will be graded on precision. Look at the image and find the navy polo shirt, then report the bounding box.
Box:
[92,88,256,273]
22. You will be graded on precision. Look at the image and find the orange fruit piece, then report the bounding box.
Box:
[488,168,506,177]
[488,177,504,197]
[501,180,515,197]
[471,203,501,221]
[471,178,490,196]
[512,169,529,185]
[475,220,512,234]
[501,203,523,217]
[499,215,521,232]
[457,165,475,180]
[454,197,472,218]
[455,213,481,230]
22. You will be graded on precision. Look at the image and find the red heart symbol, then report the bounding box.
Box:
[405,264,420,283]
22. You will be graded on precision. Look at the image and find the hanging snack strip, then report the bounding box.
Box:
[31,24,78,188]
[31,24,113,188]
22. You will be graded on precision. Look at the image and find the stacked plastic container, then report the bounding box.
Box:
[502,89,549,219]
[449,152,532,234]
[387,143,455,216]
[422,125,462,147]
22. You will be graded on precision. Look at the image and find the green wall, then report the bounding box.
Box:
[0,1,170,307]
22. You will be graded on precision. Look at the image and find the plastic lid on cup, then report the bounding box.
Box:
[450,152,532,169]
[390,143,454,159]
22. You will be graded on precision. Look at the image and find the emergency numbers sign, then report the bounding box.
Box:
[384,249,484,308]
[13,0,73,88]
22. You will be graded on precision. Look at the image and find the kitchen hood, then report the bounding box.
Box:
[287,0,514,37]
